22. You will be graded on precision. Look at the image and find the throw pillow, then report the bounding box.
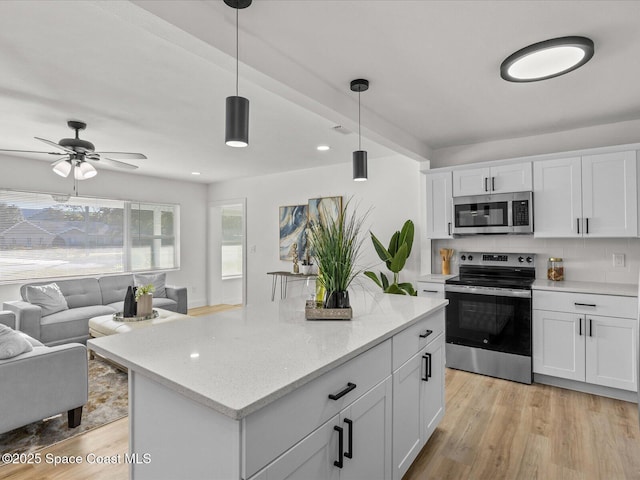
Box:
[0,324,33,359]
[24,282,69,316]
[134,272,167,298]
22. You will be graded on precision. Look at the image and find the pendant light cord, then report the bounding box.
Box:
[358,91,361,150]
[236,7,239,96]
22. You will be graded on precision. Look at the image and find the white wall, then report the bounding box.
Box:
[0,155,208,307]
[430,118,640,168]
[208,154,423,305]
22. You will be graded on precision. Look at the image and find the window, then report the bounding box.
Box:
[0,190,179,283]
[221,204,243,278]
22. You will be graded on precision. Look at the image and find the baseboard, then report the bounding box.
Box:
[187,297,208,309]
[534,373,637,403]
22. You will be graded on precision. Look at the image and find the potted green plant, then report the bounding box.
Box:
[365,220,417,296]
[135,283,155,317]
[308,200,367,309]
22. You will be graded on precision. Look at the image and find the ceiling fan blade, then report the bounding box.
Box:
[93,152,147,160]
[91,156,139,170]
[0,148,66,155]
[35,137,75,153]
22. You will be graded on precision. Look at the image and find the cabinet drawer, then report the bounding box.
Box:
[416,282,445,299]
[243,339,391,478]
[393,309,445,370]
[533,290,637,319]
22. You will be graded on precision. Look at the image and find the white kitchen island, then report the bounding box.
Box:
[88,292,447,480]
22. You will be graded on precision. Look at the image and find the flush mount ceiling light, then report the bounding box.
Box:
[224,0,252,147]
[351,79,369,181]
[316,145,330,151]
[500,36,594,82]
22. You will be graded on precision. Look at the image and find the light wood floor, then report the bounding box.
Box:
[3,317,640,479]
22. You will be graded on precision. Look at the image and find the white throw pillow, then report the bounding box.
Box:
[134,273,167,298]
[24,282,69,316]
[0,324,33,359]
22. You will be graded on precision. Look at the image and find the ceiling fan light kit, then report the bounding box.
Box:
[350,78,369,181]
[500,36,594,82]
[225,0,252,148]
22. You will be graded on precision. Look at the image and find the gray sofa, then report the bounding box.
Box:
[3,274,187,347]
[0,311,88,434]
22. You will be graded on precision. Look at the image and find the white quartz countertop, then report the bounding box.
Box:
[532,279,638,297]
[416,274,456,284]
[88,292,447,420]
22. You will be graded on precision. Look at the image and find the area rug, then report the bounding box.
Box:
[0,355,128,457]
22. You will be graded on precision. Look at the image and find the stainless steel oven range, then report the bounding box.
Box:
[445,252,536,384]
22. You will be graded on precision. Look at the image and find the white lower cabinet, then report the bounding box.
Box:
[533,291,638,392]
[250,377,392,480]
[392,333,445,480]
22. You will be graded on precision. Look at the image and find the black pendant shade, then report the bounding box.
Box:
[224,0,251,147]
[225,96,249,147]
[353,150,368,181]
[350,78,369,181]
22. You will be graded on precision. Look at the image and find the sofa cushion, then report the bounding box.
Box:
[40,305,115,345]
[98,274,134,306]
[0,323,33,359]
[24,283,69,316]
[134,272,167,298]
[22,278,102,309]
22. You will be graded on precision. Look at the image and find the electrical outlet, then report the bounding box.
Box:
[250,245,257,253]
[613,253,625,268]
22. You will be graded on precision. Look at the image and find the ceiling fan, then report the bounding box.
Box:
[0,120,147,180]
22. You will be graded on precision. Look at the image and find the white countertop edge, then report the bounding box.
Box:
[416,274,456,284]
[532,279,638,297]
[88,300,448,420]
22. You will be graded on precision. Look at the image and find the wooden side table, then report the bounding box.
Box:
[267,271,317,301]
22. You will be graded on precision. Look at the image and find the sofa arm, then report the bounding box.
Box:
[3,301,42,341]
[166,286,188,314]
[0,343,88,434]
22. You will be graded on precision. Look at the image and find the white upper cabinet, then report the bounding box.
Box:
[425,171,453,239]
[533,157,582,237]
[581,151,637,237]
[534,151,637,238]
[452,162,532,197]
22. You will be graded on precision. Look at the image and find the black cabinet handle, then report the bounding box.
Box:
[492,176,495,191]
[333,425,344,468]
[586,217,589,234]
[422,290,438,294]
[426,353,432,379]
[419,329,433,339]
[448,222,451,236]
[328,382,356,400]
[344,418,353,459]
[579,318,582,336]
[484,177,488,192]
[575,302,597,308]
[577,218,580,234]
[589,318,593,337]
[422,354,429,382]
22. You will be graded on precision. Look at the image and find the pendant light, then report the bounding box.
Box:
[224,0,252,147]
[351,79,369,181]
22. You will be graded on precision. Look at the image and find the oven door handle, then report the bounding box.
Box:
[445,284,531,298]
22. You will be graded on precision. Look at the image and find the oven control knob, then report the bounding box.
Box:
[467,255,473,261]
[461,255,466,261]
[518,256,524,263]
[526,256,533,263]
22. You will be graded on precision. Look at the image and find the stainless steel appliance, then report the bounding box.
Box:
[452,191,533,235]
[445,252,535,384]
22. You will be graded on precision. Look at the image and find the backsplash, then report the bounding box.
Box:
[432,236,640,285]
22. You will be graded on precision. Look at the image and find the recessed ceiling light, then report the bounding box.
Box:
[500,36,594,82]
[317,145,330,151]
[191,172,201,175]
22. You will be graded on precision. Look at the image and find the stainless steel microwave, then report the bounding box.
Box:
[452,191,533,235]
